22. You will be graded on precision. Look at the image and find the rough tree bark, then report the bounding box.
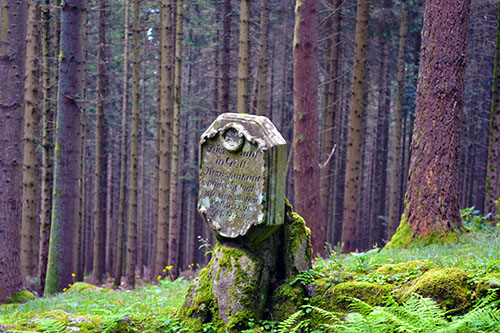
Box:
[126,0,141,288]
[45,0,85,295]
[388,0,408,239]
[21,0,41,279]
[155,0,173,280]
[256,0,269,116]
[484,2,500,218]
[0,0,26,304]
[236,0,249,114]
[114,0,130,287]
[167,0,183,279]
[92,0,108,284]
[321,0,342,244]
[220,0,231,113]
[293,0,323,255]
[341,0,370,253]
[388,0,471,246]
[38,0,55,294]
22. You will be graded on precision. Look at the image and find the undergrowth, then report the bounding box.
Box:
[1,210,499,332]
[0,278,189,332]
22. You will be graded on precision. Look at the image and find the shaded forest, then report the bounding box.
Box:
[1,0,500,303]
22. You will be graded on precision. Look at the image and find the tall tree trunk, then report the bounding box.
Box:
[39,0,55,294]
[93,0,108,284]
[0,0,26,304]
[236,0,249,114]
[212,6,220,116]
[105,149,113,275]
[321,0,342,244]
[76,0,88,282]
[45,0,85,294]
[21,0,41,279]
[389,0,471,245]
[293,0,323,255]
[388,0,408,239]
[155,0,174,280]
[370,37,390,246]
[126,0,141,288]
[114,0,130,288]
[256,0,269,116]
[137,90,145,277]
[341,0,370,253]
[484,2,500,218]
[167,0,183,279]
[220,0,231,113]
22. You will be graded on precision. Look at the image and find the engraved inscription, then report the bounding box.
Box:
[199,135,265,236]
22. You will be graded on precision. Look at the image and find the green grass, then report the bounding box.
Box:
[0,278,189,332]
[315,228,500,282]
[1,226,499,332]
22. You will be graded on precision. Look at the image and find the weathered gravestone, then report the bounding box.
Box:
[198,113,287,243]
[178,113,312,332]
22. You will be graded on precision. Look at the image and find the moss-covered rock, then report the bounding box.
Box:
[408,268,472,314]
[6,289,35,304]
[376,260,434,275]
[374,260,434,285]
[66,282,102,294]
[270,282,306,321]
[312,281,394,313]
[475,273,500,299]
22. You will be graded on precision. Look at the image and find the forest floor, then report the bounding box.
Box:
[1,212,500,332]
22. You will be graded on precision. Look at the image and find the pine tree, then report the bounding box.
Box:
[341,0,370,253]
[0,0,26,304]
[293,0,323,255]
[45,0,86,294]
[388,0,471,245]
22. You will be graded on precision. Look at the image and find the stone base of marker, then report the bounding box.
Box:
[177,200,312,332]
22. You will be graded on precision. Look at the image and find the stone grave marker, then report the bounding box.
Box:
[198,112,287,243]
[179,113,311,331]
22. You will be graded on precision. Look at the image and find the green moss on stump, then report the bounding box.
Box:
[409,268,472,314]
[312,281,393,313]
[7,290,35,304]
[385,214,460,248]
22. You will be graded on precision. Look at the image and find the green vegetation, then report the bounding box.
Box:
[1,220,500,332]
[0,278,189,332]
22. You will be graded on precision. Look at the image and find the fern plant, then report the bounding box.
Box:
[278,294,500,333]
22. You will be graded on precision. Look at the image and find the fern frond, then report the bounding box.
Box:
[37,318,67,333]
[277,309,303,333]
[346,296,375,316]
[440,304,500,333]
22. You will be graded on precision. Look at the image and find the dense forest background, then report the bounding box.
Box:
[1,0,499,301]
